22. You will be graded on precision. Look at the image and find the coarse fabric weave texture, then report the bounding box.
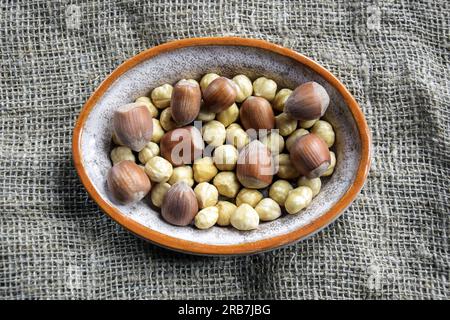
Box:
[0,0,449,300]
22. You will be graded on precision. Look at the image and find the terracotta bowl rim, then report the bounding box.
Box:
[72,37,371,256]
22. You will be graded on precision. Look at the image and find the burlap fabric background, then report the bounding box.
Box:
[0,0,448,300]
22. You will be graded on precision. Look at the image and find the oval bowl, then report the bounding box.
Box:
[73,37,371,255]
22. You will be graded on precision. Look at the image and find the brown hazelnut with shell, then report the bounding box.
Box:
[239,96,275,131]
[289,133,331,178]
[284,81,330,120]
[203,77,237,113]
[161,182,198,226]
[170,79,202,126]
[160,126,204,166]
[236,140,274,189]
[113,102,153,152]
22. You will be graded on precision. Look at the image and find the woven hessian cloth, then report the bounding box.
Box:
[0,0,448,300]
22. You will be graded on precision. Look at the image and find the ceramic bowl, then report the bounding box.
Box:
[72,37,371,255]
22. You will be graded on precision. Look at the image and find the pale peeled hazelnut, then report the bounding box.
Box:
[161,182,198,226]
[253,77,277,101]
[151,84,173,109]
[269,180,293,206]
[135,96,158,118]
[240,96,275,131]
[285,186,313,215]
[202,120,226,147]
[170,79,201,126]
[150,182,171,208]
[226,124,250,150]
[275,113,297,137]
[160,126,204,166]
[203,77,237,113]
[144,156,173,183]
[285,81,329,120]
[299,119,318,129]
[200,73,220,92]
[213,144,238,171]
[194,206,219,229]
[217,103,239,127]
[113,102,153,152]
[285,128,309,152]
[298,176,321,197]
[168,165,194,186]
[138,142,160,164]
[110,146,135,164]
[236,188,263,208]
[151,119,164,143]
[322,151,336,176]
[236,140,274,189]
[290,133,331,178]
[272,88,292,112]
[311,120,335,148]
[276,153,300,179]
[196,106,216,122]
[194,182,219,209]
[261,132,285,155]
[193,157,218,183]
[232,74,253,102]
[230,204,259,231]
[215,201,237,226]
[255,198,282,221]
[107,160,151,204]
[159,107,177,131]
[213,172,241,198]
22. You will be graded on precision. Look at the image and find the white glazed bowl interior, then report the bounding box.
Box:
[80,45,361,246]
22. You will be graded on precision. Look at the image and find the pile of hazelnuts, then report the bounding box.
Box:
[107,73,336,231]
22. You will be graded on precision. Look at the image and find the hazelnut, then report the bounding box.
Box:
[285,186,313,215]
[200,73,220,92]
[290,133,331,178]
[110,146,135,164]
[161,182,198,226]
[151,84,173,109]
[230,204,259,231]
[193,157,218,183]
[236,141,274,189]
[226,123,250,150]
[135,96,158,118]
[275,153,300,180]
[144,156,173,183]
[236,188,263,208]
[168,165,194,186]
[170,79,201,126]
[298,176,321,197]
[213,144,238,171]
[138,142,160,164]
[240,96,275,131]
[196,105,216,122]
[213,172,241,198]
[217,103,239,127]
[194,182,219,209]
[160,126,204,166]
[261,132,285,155]
[275,113,297,137]
[107,160,151,204]
[159,107,177,131]
[272,88,292,112]
[203,77,237,113]
[202,120,226,147]
[299,119,318,129]
[255,198,282,221]
[252,77,277,101]
[112,133,123,146]
[311,120,335,148]
[285,128,309,152]
[150,182,171,208]
[215,201,237,226]
[232,74,253,102]
[284,81,329,120]
[322,151,336,176]
[151,119,165,143]
[269,180,293,206]
[194,207,219,229]
[113,102,153,152]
